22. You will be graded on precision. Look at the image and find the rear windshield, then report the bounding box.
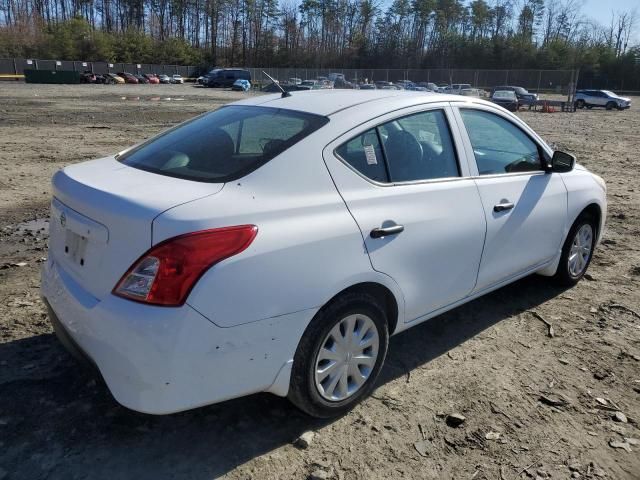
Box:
[118,105,328,182]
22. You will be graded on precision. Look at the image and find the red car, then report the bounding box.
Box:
[144,74,160,84]
[117,72,138,84]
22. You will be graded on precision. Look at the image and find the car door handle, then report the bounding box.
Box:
[493,202,515,212]
[370,225,404,239]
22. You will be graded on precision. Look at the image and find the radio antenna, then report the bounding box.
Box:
[262,71,291,98]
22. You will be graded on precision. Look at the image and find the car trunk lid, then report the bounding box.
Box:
[49,156,223,299]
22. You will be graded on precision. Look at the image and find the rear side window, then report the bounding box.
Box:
[118,106,328,182]
[336,109,459,184]
[335,129,388,182]
[380,110,459,182]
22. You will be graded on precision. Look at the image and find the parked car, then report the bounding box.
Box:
[375,81,402,90]
[170,74,184,84]
[491,90,519,111]
[444,83,472,94]
[358,83,376,90]
[134,74,150,84]
[492,86,538,104]
[158,74,171,84]
[395,80,415,90]
[231,79,251,91]
[105,73,125,84]
[574,89,631,110]
[43,90,606,418]
[317,79,334,89]
[117,72,138,84]
[80,71,96,84]
[288,78,302,85]
[203,68,251,87]
[261,81,294,93]
[460,88,483,97]
[333,77,355,89]
[297,80,318,90]
[93,74,108,84]
[416,82,440,92]
[301,78,334,89]
[144,74,160,84]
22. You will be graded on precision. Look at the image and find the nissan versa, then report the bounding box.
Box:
[42,90,607,418]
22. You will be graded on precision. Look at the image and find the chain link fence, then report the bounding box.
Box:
[249,67,579,94]
[4,59,619,94]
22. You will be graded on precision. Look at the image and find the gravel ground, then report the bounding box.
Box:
[0,83,638,480]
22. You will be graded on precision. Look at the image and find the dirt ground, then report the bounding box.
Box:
[0,83,638,480]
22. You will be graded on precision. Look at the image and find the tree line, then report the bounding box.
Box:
[0,0,638,86]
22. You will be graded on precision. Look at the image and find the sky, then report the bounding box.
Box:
[582,0,639,43]
[582,0,638,20]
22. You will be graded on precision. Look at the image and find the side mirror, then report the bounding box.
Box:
[549,151,575,173]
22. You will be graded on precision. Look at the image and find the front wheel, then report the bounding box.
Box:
[288,292,389,418]
[606,101,616,110]
[553,214,597,286]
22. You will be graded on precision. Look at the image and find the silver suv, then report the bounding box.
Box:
[575,89,631,110]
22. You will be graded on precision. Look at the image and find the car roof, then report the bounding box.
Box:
[231,90,478,117]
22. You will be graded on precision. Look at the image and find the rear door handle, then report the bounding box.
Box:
[493,202,515,212]
[370,225,404,239]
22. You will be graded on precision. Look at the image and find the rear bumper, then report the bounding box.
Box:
[46,300,97,369]
[41,258,315,414]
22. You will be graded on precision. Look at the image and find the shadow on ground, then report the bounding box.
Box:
[0,275,566,479]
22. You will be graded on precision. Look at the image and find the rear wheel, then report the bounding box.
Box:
[575,99,585,109]
[553,213,597,286]
[288,292,389,418]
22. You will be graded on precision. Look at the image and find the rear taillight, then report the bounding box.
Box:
[113,225,257,306]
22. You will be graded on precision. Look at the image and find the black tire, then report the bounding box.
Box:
[586,105,593,109]
[606,101,616,110]
[575,99,585,109]
[553,213,597,286]
[288,292,389,418]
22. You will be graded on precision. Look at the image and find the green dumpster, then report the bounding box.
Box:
[24,69,81,84]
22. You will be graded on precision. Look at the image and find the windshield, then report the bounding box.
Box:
[118,106,329,183]
[602,90,617,97]
[514,87,527,94]
[493,91,516,100]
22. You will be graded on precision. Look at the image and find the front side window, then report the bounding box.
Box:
[460,109,542,175]
[119,106,328,182]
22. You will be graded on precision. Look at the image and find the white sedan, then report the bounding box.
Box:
[42,91,607,417]
[170,74,184,84]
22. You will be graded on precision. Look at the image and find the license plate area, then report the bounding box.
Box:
[64,229,89,266]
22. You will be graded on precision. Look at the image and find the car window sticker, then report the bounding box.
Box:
[364,144,378,165]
